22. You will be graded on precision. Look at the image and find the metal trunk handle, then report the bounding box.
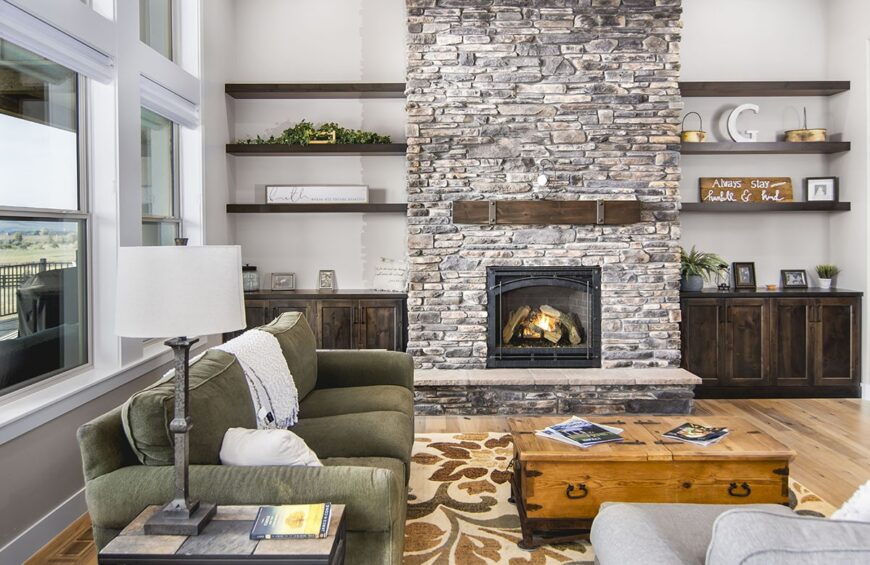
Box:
[565,483,589,499]
[728,482,751,497]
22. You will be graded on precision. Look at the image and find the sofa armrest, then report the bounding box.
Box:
[87,463,404,543]
[316,350,413,392]
[707,508,870,565]
[77,407,139,481]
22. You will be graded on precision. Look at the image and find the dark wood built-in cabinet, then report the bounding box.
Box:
[230,290,407,351]
[681,289,861,398]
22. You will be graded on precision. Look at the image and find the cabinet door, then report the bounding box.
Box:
[815,298,860,386]
[681,298,725,386]
[771,299,814,386]
[270,300,316,332]
[317,300,356,349]
[723,298,770,386]
[359,300,403,351]
[245,300,269,330]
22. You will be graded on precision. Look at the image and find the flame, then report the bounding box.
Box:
[531,311,557,333]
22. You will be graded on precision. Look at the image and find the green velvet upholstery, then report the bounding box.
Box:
[315,349,414,392]
[120,350,256,465]
[257,312,318,399]
[78,311,414,562]
[300,385,414,420]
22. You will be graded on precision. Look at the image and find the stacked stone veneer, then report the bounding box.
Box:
[406,0,683,370]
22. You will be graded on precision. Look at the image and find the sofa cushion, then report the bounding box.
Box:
[122,349,256,465]
[707,508,870,565]
[322,457,406,487]
[292,411,413,481]
[299,385,414,420]
[257,312,318,400]
[591,502,795,565]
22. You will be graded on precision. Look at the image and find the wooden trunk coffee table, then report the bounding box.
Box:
[98,504,346,564]
[508,416,795,548]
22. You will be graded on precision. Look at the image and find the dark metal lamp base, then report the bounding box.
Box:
[144,502,217,536]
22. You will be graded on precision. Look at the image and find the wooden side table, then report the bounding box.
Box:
[99,504,346,564]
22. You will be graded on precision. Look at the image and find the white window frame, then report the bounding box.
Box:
[141,108,183,245]
[0,0,205,443]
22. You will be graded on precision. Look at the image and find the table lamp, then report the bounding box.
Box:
[116,245,246,535]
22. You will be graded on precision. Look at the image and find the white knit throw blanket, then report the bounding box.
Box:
[216,329,299,429]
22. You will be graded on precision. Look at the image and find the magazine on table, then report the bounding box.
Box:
[536,416,624,449]
[663,422,729,446]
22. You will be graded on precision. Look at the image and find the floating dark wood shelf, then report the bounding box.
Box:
[226,143,407,156]
[681,202,851,213]
[225,82,406,99]
[680,81,850,97]
[227,203,407,214]
[681,141,850,155]
[454,200,641,225]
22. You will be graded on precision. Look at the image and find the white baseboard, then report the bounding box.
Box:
[0,488,87,565]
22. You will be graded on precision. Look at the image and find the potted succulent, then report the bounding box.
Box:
[815,264,841,290]
[680,246,727,292]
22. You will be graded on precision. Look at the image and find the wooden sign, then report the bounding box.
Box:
[699,177,793,203]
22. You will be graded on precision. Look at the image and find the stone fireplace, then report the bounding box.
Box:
[406,0,684,374]
[487,266,601,368]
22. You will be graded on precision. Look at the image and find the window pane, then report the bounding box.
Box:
[0,40,78,211]
[141,108,174,219]
[0,219,87,395]
[142,222,178,246]
[140,0,173,59]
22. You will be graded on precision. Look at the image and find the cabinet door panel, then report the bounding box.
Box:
[359,300,402,351]
[724,299,769,386]
[245,300,269,330]
[681,299,724,386]
[318,300,356,350]
[270,300,316,335]
[771,299,813,386]
[815,298,859,386]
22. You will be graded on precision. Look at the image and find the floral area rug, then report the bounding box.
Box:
[403,433,835,565]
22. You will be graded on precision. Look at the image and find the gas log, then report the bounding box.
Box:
[502,304,583,346]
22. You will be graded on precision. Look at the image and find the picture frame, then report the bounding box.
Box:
[732,262,757,290]
[805,177,838,202]
[318,269,336,290]
[780,269,809,289]
[270,272,296,291]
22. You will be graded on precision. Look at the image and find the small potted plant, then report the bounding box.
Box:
[680,246,727,292]
[815,264,841,290]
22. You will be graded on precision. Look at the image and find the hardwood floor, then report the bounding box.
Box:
[28,399,870,564]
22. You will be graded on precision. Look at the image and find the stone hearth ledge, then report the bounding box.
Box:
[415,368,701,387]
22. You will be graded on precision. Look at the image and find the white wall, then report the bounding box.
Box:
[221,0,407,289]
[681,0,836,288]
[825,0,870,397]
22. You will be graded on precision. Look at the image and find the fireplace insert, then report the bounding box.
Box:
[487,266,601,368]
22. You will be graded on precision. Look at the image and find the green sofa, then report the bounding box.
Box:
[77,312,414,564]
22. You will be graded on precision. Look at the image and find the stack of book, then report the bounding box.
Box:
[537,416,624,449]
[663,423,729,447]
[250,502,332,540]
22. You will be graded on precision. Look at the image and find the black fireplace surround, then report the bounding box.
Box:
[487,266,602,368]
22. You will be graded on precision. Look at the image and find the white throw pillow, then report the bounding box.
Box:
[219,428,322,467]
[832,480,870,521]
[372,256,408,292]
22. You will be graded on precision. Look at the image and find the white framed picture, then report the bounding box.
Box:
[266,185,368,204]
[805,177,838,202]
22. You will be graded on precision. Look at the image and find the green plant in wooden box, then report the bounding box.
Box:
[238,120,391,146]
[815,264,841,290]
[680,246,727,292]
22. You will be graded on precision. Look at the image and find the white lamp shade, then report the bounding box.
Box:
[116,246,246,338]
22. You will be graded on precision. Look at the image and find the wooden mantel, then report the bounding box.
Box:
[453,200,642,225]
